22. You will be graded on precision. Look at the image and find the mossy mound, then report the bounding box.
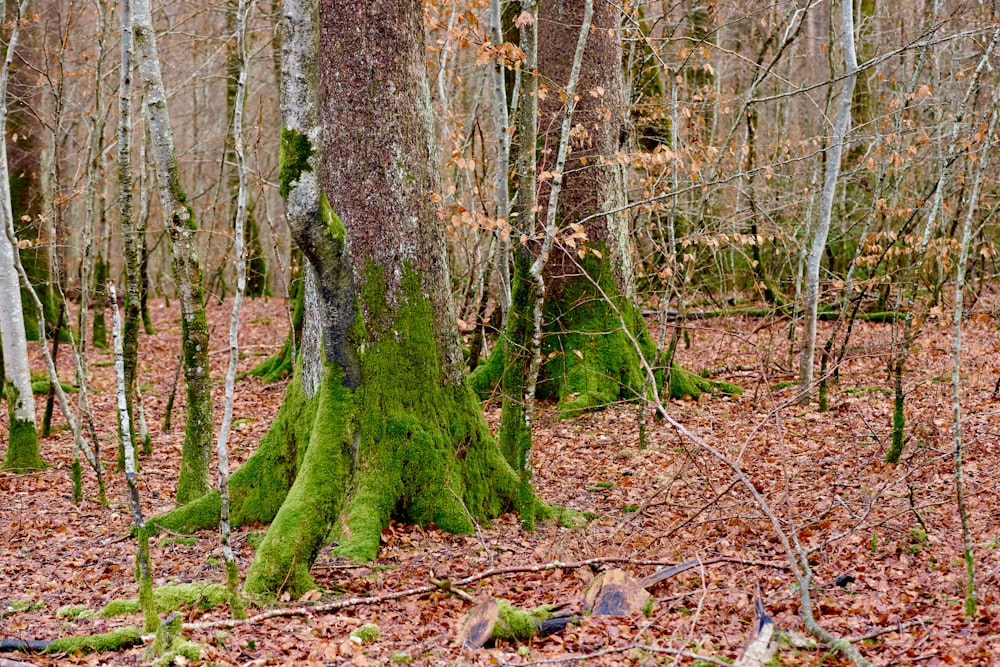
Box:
[100,583,229,618]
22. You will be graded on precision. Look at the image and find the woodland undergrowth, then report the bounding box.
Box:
[2,295,999,665]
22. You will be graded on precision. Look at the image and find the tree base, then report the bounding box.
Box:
[2,416,46,473]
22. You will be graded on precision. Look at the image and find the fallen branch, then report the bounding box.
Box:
[502,643,732,666]
[190,556,728,631]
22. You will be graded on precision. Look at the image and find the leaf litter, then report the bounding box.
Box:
[1,296,999,665]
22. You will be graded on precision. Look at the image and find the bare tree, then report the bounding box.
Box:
[0,0,44,473]
[133,0,214,503]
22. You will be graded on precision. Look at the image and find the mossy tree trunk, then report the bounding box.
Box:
[0,0,44,473]
[8,6,62,345]
[475,0,687,415]
[232,0,536,596]
[134,0,213,503]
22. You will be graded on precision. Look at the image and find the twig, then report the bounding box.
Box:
[430,577,476,604]
[849,619,929,643]
[504,643,731,666]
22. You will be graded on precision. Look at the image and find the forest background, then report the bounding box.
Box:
[2,0,1000,665]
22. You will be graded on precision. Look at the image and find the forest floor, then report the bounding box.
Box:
[2,293,1000,666]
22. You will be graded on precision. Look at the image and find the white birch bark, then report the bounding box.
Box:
[0,0,37,438]
[798,0,857,400]
[109,281,157,631]
[215,0,251,618]
[489,0,511,317]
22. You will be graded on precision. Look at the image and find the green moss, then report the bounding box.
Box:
[666,363,740,400]
[9,598,44,612]
[46,626,142,654]
[57,604,95,620]
[175,290,213,504]
[146,613,201,666]
[539,251,658,415]
[149,612,182,657]
[31,379,78,394]
[72,458,83,503]
[492,600,554,642]
[249,271,303,383]
[92,255,108,349]
[243,362,357,595]
[350,623,380,643]
[243,264,533,595]
[152,641,200,667]
[886,377,905,464]
[3,410,46,472]
[150,371,319,535]
[468,343,504,399]
[472,249,737,418]
[552,506,590,528]
[279,128,314,199]
[100,583,229,618]
[333,265,531,561]
[391,651,414,663]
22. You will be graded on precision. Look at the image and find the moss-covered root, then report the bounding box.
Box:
[145,611,201,666]
[467,343,504,399]
[45,626,142,655]
[101,582,229,618]
[249,338,293,383]
[243,368,356,596]
[667,363,742,401]
[149,374,318,535]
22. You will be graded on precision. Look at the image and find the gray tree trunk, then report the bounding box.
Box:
[133,0,214,503]
[0,0,43,473]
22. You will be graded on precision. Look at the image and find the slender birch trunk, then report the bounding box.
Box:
[214,0,251,619]
[496,0,539,525]
[488,0,511,320]
[0,0,44,473]
[78,0,109,481]
[109,283,158,633]
[523,0,593,421]
[949,87,999,619]
[134,0,214,503]
[119,0,147,460]
[798,0,857,401]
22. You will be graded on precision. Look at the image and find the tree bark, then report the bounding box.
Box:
[472,1,726,415]
[153,0,534,598]
[133,0,214,503]
[798,0,857,401]
[0,0,43,473]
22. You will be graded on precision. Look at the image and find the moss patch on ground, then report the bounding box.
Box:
[100,582,229,618]
[46,626,142,654]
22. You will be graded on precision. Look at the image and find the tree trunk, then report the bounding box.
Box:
[0,0,43,473]
[798,0,857,401]
[119,0,145,460]
[133,0,214,503]
[472,1,725,414]
[154,0,535,597]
